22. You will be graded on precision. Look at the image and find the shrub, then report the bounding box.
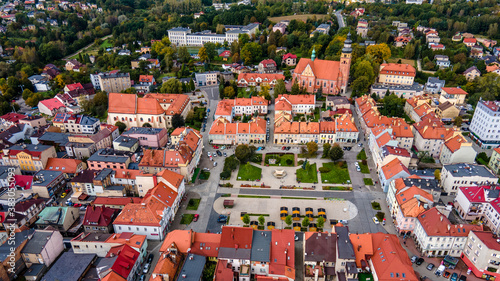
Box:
[318,167,331,173]
[298,160,304,165]
[220,170,231,180]
[285,158,293,165]
[361,159,367,165]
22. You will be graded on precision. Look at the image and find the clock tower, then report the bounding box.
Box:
[340,33,352,93]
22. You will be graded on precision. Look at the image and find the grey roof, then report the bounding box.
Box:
[242,23,259,31]
[0,228,35,260]
[176,254,206,281]
[426,76,445,85]
[38,132,69,145]
[106,185,126,191]
[409,169,437,179]
[371,82,423,91]
[250,230,271,262]
[94,168,113,181]
[402,178,439,191]
[304,232,337,262]
[335,226,355,260]
[80,115,99,126]
[443,163,497,178]
[23,264,46,278]
[326,96,350,105]
[434,55,449,61]
[99,72,130,79]
[0,166,17,180]
[21,230,56,254]
[9,143,53,152]
[33,170,63,187]
[113,135,138,148]
[464,66,480,74]
[88,149,131,163]
[168,27,191,32]
[218,248,252,260]
[123,127,165,135]
[41,251,95,281]
[317,23,331,29]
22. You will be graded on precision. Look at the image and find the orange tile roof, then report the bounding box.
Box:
[418,207,482,237]
[151,243,182,280]
[494,147,500,155]
[101,271,126,281]
[381,158,410,179]
[319,121,335,133]
[108,93,136,114]
[171,127,185,137]
[380,63,416,77]
[113,203,161,226]
[46,158,82,174]
[160,230,193,253]
[370,233,418,281]
[191,232,222,257]
[336,113,358,132]
[413,103,432,118]
[294,58,341,81]
[219,226,253,249]
[375,131,392,148]
[143,93,190,116]
[486,63,500,73]
[105,232,147,250]
[137,98,164,115]
[300,122,320,134]
[237,73,285,83]
[138,75,154,83]
[157,170,184,188]
[349,233,373,268]
[413,119,458,140]
[444,134,468,153]
[183,130,201,152]
[441,87,468,95]
[396,186,433,217]
[214,260,234,281]
[275,94,315,105]
[215,99,235,116]
[113,169,152,180]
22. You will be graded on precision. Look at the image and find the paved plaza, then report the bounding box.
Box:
[213,196,358,229]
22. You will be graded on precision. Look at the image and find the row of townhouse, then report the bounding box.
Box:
[209,117,267,145]
[272,113,359,145]
[167,24,259,46]
[214,96,269,122]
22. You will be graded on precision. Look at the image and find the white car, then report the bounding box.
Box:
[372,217,380,224]
[207,152,211,157]
[213,161,217,167]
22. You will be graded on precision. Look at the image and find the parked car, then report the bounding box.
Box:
[372,217,379,224]
[74,203,82,207]
[410,256,418,263]
[147,254,154,263]
[193,214,199,222]
[143,263,151,274]
[207,152,211,157]
[450,273,458,281]
[416,258,424,265]
[216,150,222,156]
[217,215,227,223]
[458,276,466,281]
[223,152,227,157]
[282,146,286,150]
[60,193,67,198]
[139,275,146,281]
[294,235,299,241]
[426,263,434,271]
[213,161,217,167]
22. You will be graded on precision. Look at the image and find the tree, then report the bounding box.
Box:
[161,78,183,94]
[274,79,287,96]
[291,82,300,95]
[322,143,331,158]
[242,214,250,225]
[317,216,325,228]
[204,42,217,61]
[353,60,375,82]
[366,43,391,64]
[115,122,127,133]
[232,52,240,63]
[172,114,185,129]
[434,169,441,181]
[258,215,265,226]
[198,47,208,63]
[178,46,191,63]
[302,217,310,228]
[258,85,271,100]
[223,86,236,98]
[403,43,416,59]
[351,76,371,96]
[235,144,252,163]
[285,215,292,226]
[142,123,152,127]
[329,144,344,161]
[240,42,262,65]
[306,141,318,156]
[454,116,463,127]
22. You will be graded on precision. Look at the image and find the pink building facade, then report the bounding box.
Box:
[122,127,168,148]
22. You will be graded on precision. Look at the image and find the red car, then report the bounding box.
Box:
[213,145,219,149]
[193,214,199,222]
[74,203,82,207]
[64,188,71,193]
[282,146,286,150]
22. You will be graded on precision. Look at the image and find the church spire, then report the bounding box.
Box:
[311,47,316,62]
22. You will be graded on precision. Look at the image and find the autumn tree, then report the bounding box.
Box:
[366,43,391,64]
[198,47,208,63]
[161,78,183,94]
[223,86,236,98]
[322,143,331,158]
[274,79,287,96]
[306,141,318,157]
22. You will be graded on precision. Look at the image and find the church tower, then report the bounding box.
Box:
[340,33,352,93]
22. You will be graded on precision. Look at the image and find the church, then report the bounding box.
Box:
[292,33,352,95]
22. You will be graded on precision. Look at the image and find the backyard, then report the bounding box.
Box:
[265,154,295,166]
[296,163,318,183]
[320,162,351,184]
[237,163,262,181]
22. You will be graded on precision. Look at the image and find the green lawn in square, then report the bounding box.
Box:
[359,162,370,174]
[296,163,318,183]
[180,214,194,224]
[364,178,374,185]
[237,163,262,181]
[265,154,295,166]
[357,149,367,160]
[186,198,201,210]
[320,162,351,184]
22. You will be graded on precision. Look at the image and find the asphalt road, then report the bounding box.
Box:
[335,10,345,29]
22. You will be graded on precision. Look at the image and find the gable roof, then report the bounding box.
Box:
[304,232,336,262]
[380,63,416,77]
[381,158,410,180]
[417,207,482,237]
[294,58,341,81]
[83,205,119,227]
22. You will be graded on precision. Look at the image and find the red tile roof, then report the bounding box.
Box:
[83,205,119,227]
[269,229,295,279]
[282,53,297,60]
[381,158,410,180]
[418,207,482,237]
[65,82,84,91]
[219,50,231,57]
[39,98,65,110]
[380,63,416,77]
[93,197,142,207]
[0,112,27,123]
[214,260,234,281]
[260,59,277,66]
[106,244,140,279]
[472,231,500,251]
[46,158,82,174]
[219,226,253,249]
[441,87,468,95]
[138,75,154,83]
[237,73,285,83]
